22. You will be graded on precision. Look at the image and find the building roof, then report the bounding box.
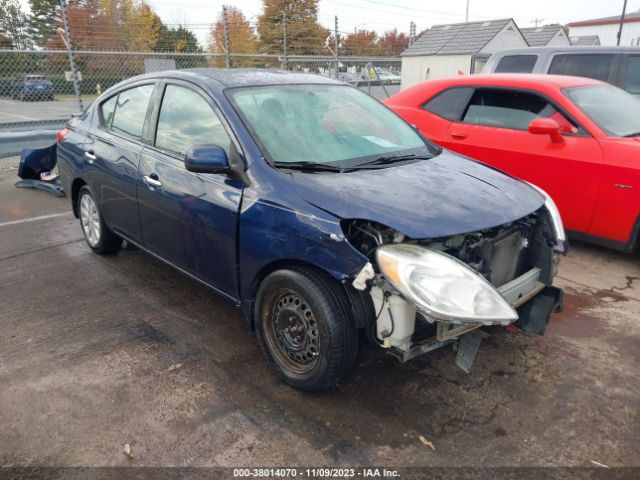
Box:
[570,35,601,46]
[402,18,515,57]
[568,11,640,27]
[520,24,565,46]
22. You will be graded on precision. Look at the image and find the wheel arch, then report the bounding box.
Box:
[243,259,346,330]
[70,178,87,218]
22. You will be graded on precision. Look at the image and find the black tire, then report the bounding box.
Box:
[77,186,122,254]
[254,267,358,391]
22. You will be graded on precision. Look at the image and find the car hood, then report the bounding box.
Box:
[291,150,545,239]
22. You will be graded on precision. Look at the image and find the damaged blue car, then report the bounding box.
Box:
[57,69,565,390]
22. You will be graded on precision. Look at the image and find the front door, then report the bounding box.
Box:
[441,87,604,234]
[137,82,243,297]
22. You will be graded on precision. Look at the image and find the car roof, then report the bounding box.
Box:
[126,68,344,88]
[424,74,605,89]
[491,46,640,55]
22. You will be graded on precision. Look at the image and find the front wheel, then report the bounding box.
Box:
[255,268,358,391]
[78,186,122,254]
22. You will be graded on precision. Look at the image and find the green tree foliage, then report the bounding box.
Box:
[157,25,201,53]
[257,0,329,55]
[28,0,59,47]
[1,0,33,49]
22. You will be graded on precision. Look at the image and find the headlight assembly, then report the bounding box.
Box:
[528,183,567,253]
[376,244,518,325]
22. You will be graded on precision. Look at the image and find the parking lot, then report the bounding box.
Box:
[1,166,639,469]
[0,98,88,128]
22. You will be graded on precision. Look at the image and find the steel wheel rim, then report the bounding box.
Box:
[80,193,101,247]
[265,290,320,374]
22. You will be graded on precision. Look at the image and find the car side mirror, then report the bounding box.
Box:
[184,145,230,174]
[528,118,564,144]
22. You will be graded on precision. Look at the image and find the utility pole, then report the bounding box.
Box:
[617,0,628,46]
[59,0,83,111]
[465,0,470,23]
[222,5,231,69]
[532,18,544,28]
[334,15,339,79]
[283,9,288,70]
[409,21,416,44]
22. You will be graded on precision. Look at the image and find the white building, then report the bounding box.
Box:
[400,19,527,89]
[521,25,571,47]
[568,12,640,46]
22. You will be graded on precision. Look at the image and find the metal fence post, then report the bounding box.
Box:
[222,5,231,69]
[282,9,288,70]
[334,16,339,79]
[59,0,83,111]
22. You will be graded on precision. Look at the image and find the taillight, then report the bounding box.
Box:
[57,128,69,142]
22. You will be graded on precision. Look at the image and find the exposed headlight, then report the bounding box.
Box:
[376,244,518,325]
[528,183,567,253]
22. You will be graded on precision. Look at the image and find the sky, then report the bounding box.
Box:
[18,0,640,47]
[148,0,640,46]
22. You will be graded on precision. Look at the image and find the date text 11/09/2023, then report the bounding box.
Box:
[233,468,401,477]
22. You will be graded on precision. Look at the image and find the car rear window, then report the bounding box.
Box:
[626,56,640,94]
[422,87,474,121]
[101,85,154,140]
[494,55,538,73]
[548,54,613,82]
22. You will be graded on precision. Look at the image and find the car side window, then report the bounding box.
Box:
[548,54,613,82]
[422,87,474,121]
[103,84,154,140]
[155,84,232,157]
[461,88,578,133]
[626,56,640,95]
[100,95,118,130]
[494,55,538,73]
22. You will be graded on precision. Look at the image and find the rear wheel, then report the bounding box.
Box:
[77,186,122,254]
[255,268,358,391]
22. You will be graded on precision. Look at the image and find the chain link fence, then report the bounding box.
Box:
[0,49,401,132]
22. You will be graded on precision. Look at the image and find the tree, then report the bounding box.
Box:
[377,29,409,56]
[257,0,328,56]
[28,0,59,47]
[209,6,257,66]
[342,29,382,56]
[1,0,32,49]
[99,0,164,51]
[45,3,119,51]
[157,25,201,53]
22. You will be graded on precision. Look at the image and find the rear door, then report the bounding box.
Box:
[441,87,603,234]
[86,82,155,242]
[621,54,640,96]
[137,81,243,297]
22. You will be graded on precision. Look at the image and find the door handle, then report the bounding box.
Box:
[143,174,162,188]
[450,131,469,140]
[84,151,97,163]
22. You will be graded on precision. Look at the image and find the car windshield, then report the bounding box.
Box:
[564,85,640,137]
[228,84,438,169]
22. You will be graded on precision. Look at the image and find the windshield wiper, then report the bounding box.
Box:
[273,161,345,172]
[623,131,640,137]
[353,153,431,168]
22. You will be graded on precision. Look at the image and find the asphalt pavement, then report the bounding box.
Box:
[0,168,638,468]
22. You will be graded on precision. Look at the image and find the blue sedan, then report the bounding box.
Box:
[57,69,565,390]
